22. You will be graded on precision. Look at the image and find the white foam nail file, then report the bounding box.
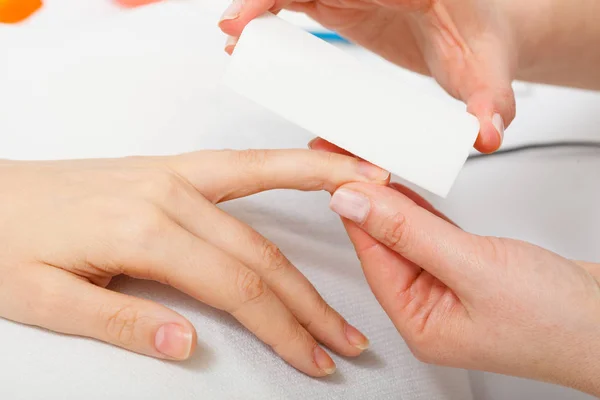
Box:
[223,13,479,197]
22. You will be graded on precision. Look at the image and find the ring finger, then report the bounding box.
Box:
[116,216,337,377]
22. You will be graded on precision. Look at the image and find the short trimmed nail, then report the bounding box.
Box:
[330,189,370,224]
[220,0,243,22]
[314,346,336,375]
[307,138,317,149]
[492,113,504,143]
[358,161,390,181]
[345,324,370,350]
[155,324,193,360]
[224,36,238,54]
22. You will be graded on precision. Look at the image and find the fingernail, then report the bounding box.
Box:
[345,323,370,350]
[224,36,238,55]
[492,113,504,144]
[358,161,390,181]
[330,189,370,224]
[314,346,336,375]
[219,0,243,22]
[155,324,193,360]
[307,138,317,149]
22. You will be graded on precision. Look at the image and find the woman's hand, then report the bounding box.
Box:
[328,181,600,395]
[219,0,519,153]
[0,150,388,377]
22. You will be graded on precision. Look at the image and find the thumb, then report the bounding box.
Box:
[15,266,197,360]
[169,149,390,203]
[329,182,482,296]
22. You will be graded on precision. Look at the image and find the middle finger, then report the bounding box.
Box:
[156,184,370,356]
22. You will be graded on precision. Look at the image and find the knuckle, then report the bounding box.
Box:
[287,322,309,345]
[258,238,288,273]
[380,210,412,253]
[303,297,333,331]
[235,149,269,168]
[404,330,439,364]
[315,150,340,172]
[476,236,509,266]
[497,86,515,104]
[156,171,184,200]
[102,305,141,346]
[404,323,462,366]
[141,169,184,204]
[29,278,69,326]
[494,87,516,121]
[319,149,337,165]
[235,269,267,306]
[274,322,309,352]
[409,344,435,364]
[119,204,167,248]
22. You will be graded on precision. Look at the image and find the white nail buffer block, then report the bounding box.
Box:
[223,13,480,197]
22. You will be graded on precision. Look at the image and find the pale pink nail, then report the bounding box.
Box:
[330,189,370,224]
[313,346,336,375]
[358,161,390,182]
[492,113,504,144]
[155,324,193,360]
[220,0,243,22]
[345,323,370,350]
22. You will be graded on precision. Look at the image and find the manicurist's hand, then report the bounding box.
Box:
[219,0,519,153]
[0,149,388,377]
[328,181,600,396]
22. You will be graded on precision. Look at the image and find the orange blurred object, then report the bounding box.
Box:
[0,0,42,23]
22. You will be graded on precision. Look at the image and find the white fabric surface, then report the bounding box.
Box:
[0,1,599,399]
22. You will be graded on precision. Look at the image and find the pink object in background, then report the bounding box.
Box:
[114,0,162,7]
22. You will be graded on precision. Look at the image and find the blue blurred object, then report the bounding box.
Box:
[308,31,350,44]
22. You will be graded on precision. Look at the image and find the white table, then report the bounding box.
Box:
[0,1,599,399]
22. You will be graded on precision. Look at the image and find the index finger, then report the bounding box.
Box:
[168,149,389,203]
[329,182,478,293]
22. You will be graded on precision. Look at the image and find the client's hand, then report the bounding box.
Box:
[0,150,388,377]
[329,181,600,396]
[219,0,518,153]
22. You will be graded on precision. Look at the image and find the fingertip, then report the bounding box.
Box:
[466,86,513,153]
[473,116,503,153]
[154,322,197,360]
[218,19,243,37]
[224,36,239,55]
[345,323,370,351]
[313,346,337,376]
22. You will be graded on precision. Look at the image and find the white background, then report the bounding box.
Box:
[1,1,600,399]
